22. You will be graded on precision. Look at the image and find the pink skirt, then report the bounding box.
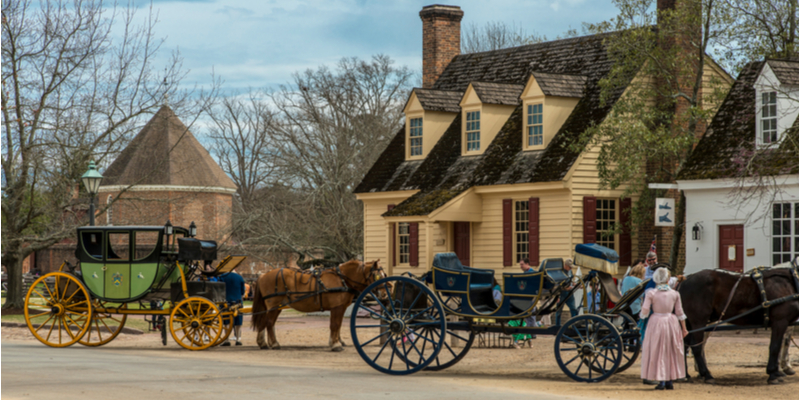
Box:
[641,313,686,381]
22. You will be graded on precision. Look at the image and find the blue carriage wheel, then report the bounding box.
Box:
[392,310,475,371]
[554,314,622,383]
[350,276,446,375]
[604,311,639,373]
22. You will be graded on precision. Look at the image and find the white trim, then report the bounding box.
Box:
[355,190,419,201]
[677,175,799,191]
[648,183,679,190]
[99,184,237,194]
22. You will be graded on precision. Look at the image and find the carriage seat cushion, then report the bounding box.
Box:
[575,243,619,262]
[433,253,494,289]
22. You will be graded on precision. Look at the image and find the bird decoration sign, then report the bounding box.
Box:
[655,198,675,227]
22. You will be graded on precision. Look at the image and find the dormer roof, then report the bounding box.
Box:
[469,82,524,105]
[679,60,799,181]
[408,89,463,113]
[530,72,588,98]
[101,105,236,190]
[765,59,799,86]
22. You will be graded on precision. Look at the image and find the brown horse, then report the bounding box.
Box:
[679,267,798,384]
[251,260,387,352]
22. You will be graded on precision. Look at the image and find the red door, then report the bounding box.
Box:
[454,222,470,266]
[719,225,744,272]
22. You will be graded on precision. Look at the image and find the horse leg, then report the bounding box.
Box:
[688,330,715,384]
[266,309,282,350]
[329,304,346,352]
[767,320,789,384]
[779,330,795,376]
[257,329,268,349]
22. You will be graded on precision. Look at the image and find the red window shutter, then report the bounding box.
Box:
[619,198,632,266]
[583,196,597,244]
[528,197,540,266]
[503,199,513,266]
[409,222,419,267]
[388,204,396,267]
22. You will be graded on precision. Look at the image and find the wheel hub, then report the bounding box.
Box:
[50,304,65,316]
[580,343,595,356]
[191,321,200,329]
[389,319,405,334]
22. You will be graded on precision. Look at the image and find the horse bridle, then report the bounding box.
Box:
[335,261,385,293]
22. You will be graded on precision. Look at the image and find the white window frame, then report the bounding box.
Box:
[772,201,799,265]
[526,103,544,148]
[514,200,529,263]
[465,110,481,152]
[758,91,778,146]
[409,117,423,157]
[596,198,618,251]
[397,222,411,266]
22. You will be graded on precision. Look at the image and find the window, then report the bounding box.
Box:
[106,195,113,226]
[527,104,543,147]
[596,199,617,250]
[134,230,159,261]
[466,111,480,151]
[398,222,410,264]
[409,118,423,156]
[772,202,798,265]
[107,232,130,261]
[514,200,529,263]
[761,91,778,144]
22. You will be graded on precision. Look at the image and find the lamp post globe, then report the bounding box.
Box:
[81,161,103,226]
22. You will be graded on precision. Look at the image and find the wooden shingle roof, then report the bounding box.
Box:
[412,89,464,113]
[767,59,799,86]
[101,106,236,190]
[470,82,524,105]
[531,71,588,98]
[355,31,639,217]
[679,60,799,181]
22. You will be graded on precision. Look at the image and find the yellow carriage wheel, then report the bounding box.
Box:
[24,272,93,348]
[211,314,234,347]
[77,302,128,347]
[169,297,222,351]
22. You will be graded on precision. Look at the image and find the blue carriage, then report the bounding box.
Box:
[350,244,644,382]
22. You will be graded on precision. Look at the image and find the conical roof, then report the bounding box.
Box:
[100,105,236,190]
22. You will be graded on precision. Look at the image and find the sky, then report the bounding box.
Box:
[129,0,622,94]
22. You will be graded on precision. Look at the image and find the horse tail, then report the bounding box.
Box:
[251,277,267,332]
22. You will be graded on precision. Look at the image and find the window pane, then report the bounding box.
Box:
[783,220,791,235]
[108,233,130,260]
[773,221,781,235]
[774,237,782,252]
[774,204,782,218]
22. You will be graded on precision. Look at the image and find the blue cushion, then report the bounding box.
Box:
[575,243,619,262]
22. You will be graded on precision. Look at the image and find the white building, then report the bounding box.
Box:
[677,59,799,274]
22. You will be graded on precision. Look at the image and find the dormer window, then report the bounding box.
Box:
[409,117,423,156]
[761,91,778,144]
[466,111,481,151]
[527,104,543,146]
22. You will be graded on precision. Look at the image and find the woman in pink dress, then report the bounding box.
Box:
[639,267,689,390]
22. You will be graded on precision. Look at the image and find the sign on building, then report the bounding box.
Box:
[655,198,675,227]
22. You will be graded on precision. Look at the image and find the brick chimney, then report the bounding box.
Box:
[420,5,463,88]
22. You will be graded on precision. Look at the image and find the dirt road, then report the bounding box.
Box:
[2,315,797,400]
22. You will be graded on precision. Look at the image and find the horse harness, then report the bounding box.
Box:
[263,264,376,312]
[712,267,799,330]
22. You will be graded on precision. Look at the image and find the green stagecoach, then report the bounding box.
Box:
[23,223,247,350]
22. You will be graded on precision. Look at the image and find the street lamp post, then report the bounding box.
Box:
[81,161,103,226]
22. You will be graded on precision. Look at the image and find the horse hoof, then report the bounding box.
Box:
[704,378,715,385]
[784,368,796,376]
[768,378,781,385]
[259,346,269,350]
[332,346,344,352]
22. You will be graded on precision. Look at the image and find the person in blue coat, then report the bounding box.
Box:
[217,271,246,346]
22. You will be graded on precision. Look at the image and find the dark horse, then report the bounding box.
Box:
[679,267,798,384]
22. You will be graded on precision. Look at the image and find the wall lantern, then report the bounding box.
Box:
[81,161,103,226]
[692,222,702,241]
[164,220,173,236]
[189,221,197,238]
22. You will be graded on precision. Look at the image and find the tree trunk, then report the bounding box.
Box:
[3,253,27,310]
[669,191,686,274]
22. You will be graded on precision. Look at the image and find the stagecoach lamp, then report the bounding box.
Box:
[81,161,103,226]
[164,220,173,236]
[189,221,197,237]
[692,223,701,241]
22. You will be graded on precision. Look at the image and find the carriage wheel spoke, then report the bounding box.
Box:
[357,304,390,322]
[34,314,55,332]
[403,289,424,320]
[406,305,435,322]
[371,333,393,363]
[360,328,391,347]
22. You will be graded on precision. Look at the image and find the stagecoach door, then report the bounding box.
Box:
[454,222,470,267]
[104,231,132,299]
[718,224,744,272]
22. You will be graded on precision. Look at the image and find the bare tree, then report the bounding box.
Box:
[461,21,547,54]
[210,55,413,264]
[1,0,191,309]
